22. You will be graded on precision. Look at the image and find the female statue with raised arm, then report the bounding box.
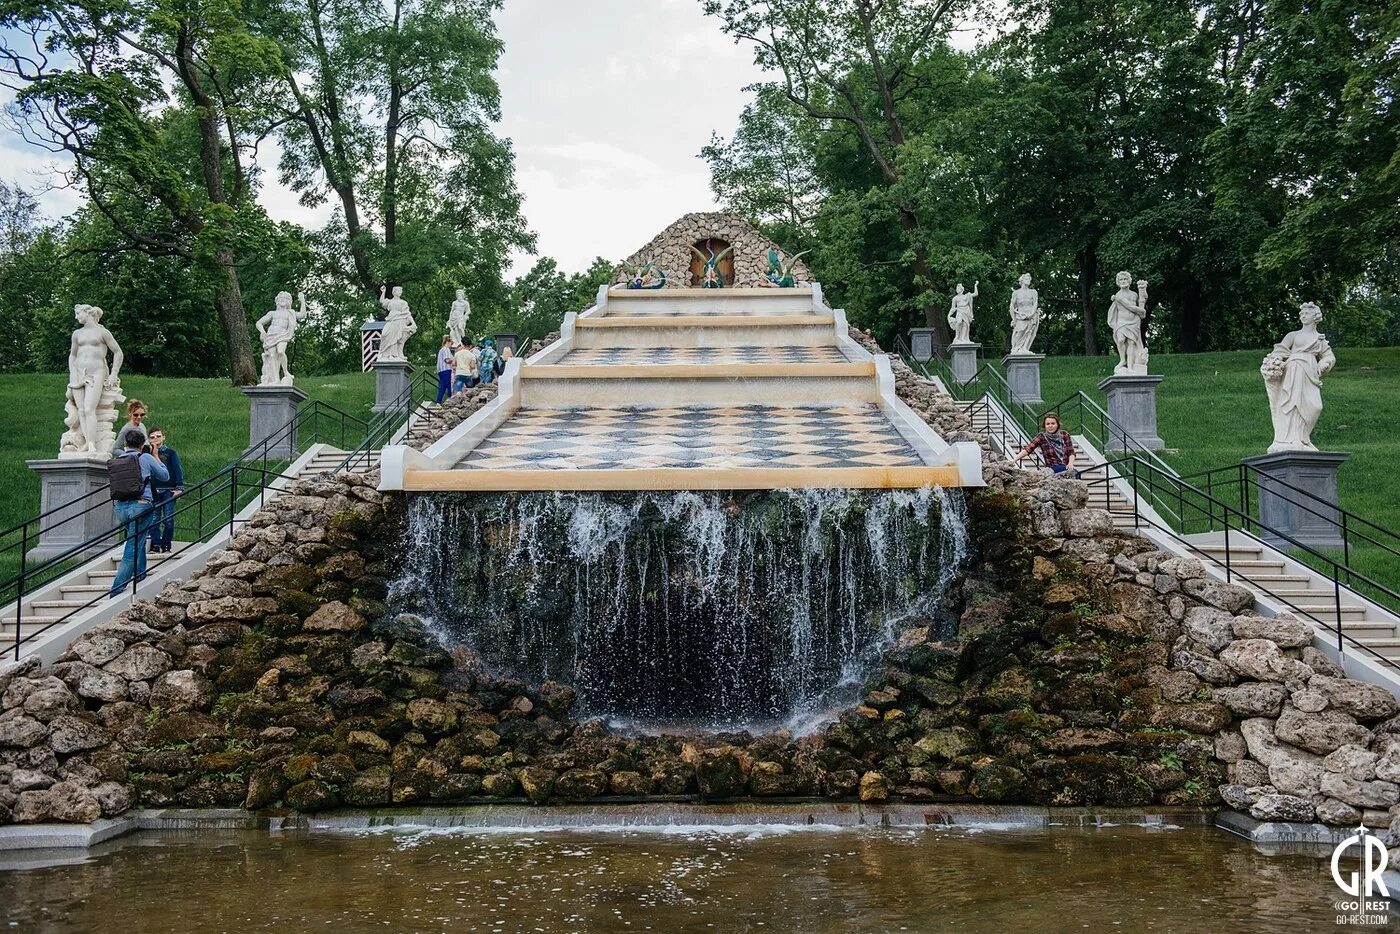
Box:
[947,281,978,344]
[1108,272,1149,375]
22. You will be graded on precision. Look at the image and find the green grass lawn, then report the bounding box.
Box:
[1,370,375,546]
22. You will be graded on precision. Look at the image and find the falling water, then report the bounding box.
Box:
[392,488,968,730]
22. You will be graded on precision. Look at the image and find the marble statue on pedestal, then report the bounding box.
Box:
[60,304,125,459]
[947,282,978,344]
[1261,302,1336,453]
[1008,273,1041,355]
[377,285,418,362]
[447,289,471,344]
[256,290,303,386]
[1108,272,1150,375]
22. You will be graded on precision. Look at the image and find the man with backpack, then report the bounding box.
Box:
[108,427,169,597]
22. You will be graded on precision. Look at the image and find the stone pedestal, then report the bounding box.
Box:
[908,328,936,362]
[242,385,308,459]
[949,342,981,385]
[1242,450,1350,550]
[1003,353,1044,405]
[24,458,114,563]
[1097,374,1165,451]
[372,360,414,413]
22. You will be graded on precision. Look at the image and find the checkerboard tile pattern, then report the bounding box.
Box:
[457,405,921,471]
[558,346,847,366]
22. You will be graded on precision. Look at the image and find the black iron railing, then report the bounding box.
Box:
[2,397,373,661]
[1084,456,1400,672]
[337,370,440,474]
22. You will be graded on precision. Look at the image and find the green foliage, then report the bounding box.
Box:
[702,0,1399,353]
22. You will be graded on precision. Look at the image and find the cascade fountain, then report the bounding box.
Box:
[392,488,967,730]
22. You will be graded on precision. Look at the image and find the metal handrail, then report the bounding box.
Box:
[5,460,299,660]
[336,370,440,474]
[1084,455,1400,672]
[3,397,372,658]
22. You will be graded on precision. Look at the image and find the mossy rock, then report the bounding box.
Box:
[340,766,391,806]
[284,779,338,812]
[967,762,1027,801]
[1027,754,1154,807]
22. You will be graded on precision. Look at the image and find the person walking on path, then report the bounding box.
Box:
[1012,413,1077,475]
[435,335,455,403]
[109,398,148,456]
[108,428,169,596]
[146,427,184,553]
[478,339,499,386]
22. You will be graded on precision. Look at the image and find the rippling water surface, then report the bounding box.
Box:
[0,824,1372,932]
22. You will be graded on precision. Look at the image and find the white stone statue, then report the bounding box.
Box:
[377,285,418,362]
[60,304,125,459]
[256,290,304,386]
[947,282,978,344]
[447,288,471,346]
[1008,273,1041,355]
[1261,302,1336,453]
[1108,271,1150,376]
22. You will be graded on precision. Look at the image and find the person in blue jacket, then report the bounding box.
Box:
[146,426,184,553]
[109,428,169,596]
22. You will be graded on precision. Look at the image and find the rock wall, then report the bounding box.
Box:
[613,212,811,289]
[2,341,1398,837]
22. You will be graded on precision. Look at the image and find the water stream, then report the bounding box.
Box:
[392,489,967,730]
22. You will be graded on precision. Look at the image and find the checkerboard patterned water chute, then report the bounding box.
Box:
[559,346,847,366]
[457,405,922,471]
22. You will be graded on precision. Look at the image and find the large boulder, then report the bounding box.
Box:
[185,596,278,624]
[1307,675,1400,722]
[1212,682,1288,718]
[303,601,366,633]
[1182,607,1237,652]
[46,715,112,755]
[1239,717,1325,797]
[149,670,217,712]
[0,715,49,748]
[1318,773,1400,809]
[1323,745,1379,782]
[1274,704,1371,756]
[1219,640,1310,683]
[1231,614,1314,648]
[1250,793,1315,823]
[1182,578,1256,613]
[104,645,172,682]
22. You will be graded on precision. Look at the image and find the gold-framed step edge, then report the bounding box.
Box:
[577,314,833,328]
[519,362,875,380]
[402,465,965,492]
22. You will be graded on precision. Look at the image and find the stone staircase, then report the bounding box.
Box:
[1,442,381,668]
[380,286,983,492]
[1181,534,1400,664]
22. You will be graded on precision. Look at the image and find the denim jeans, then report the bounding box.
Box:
[435,369,453,403]
[150,489,175,548]
[110,499,155,596]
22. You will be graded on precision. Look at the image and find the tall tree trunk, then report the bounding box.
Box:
[215,251,256,384]
[1077,244,1100,356]
[903,213,948,349]
[177,27,256,385]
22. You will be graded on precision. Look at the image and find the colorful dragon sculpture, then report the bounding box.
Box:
[690,242,734,289]
[763,248,808,288]
[619,258,666,289]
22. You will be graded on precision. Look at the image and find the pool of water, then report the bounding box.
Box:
[0,824,1381,931]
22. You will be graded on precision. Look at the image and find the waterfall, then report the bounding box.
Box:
[392,488,968,731]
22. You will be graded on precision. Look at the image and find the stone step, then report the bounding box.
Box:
[602,288,819,317]
[572,318,838,350]
[517,369,882,408]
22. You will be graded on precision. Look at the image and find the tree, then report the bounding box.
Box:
[704,0,970,349]
[267,0,532,300]
[1,0,283,383]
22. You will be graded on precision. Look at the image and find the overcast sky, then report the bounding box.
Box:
[0,0,766,278]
